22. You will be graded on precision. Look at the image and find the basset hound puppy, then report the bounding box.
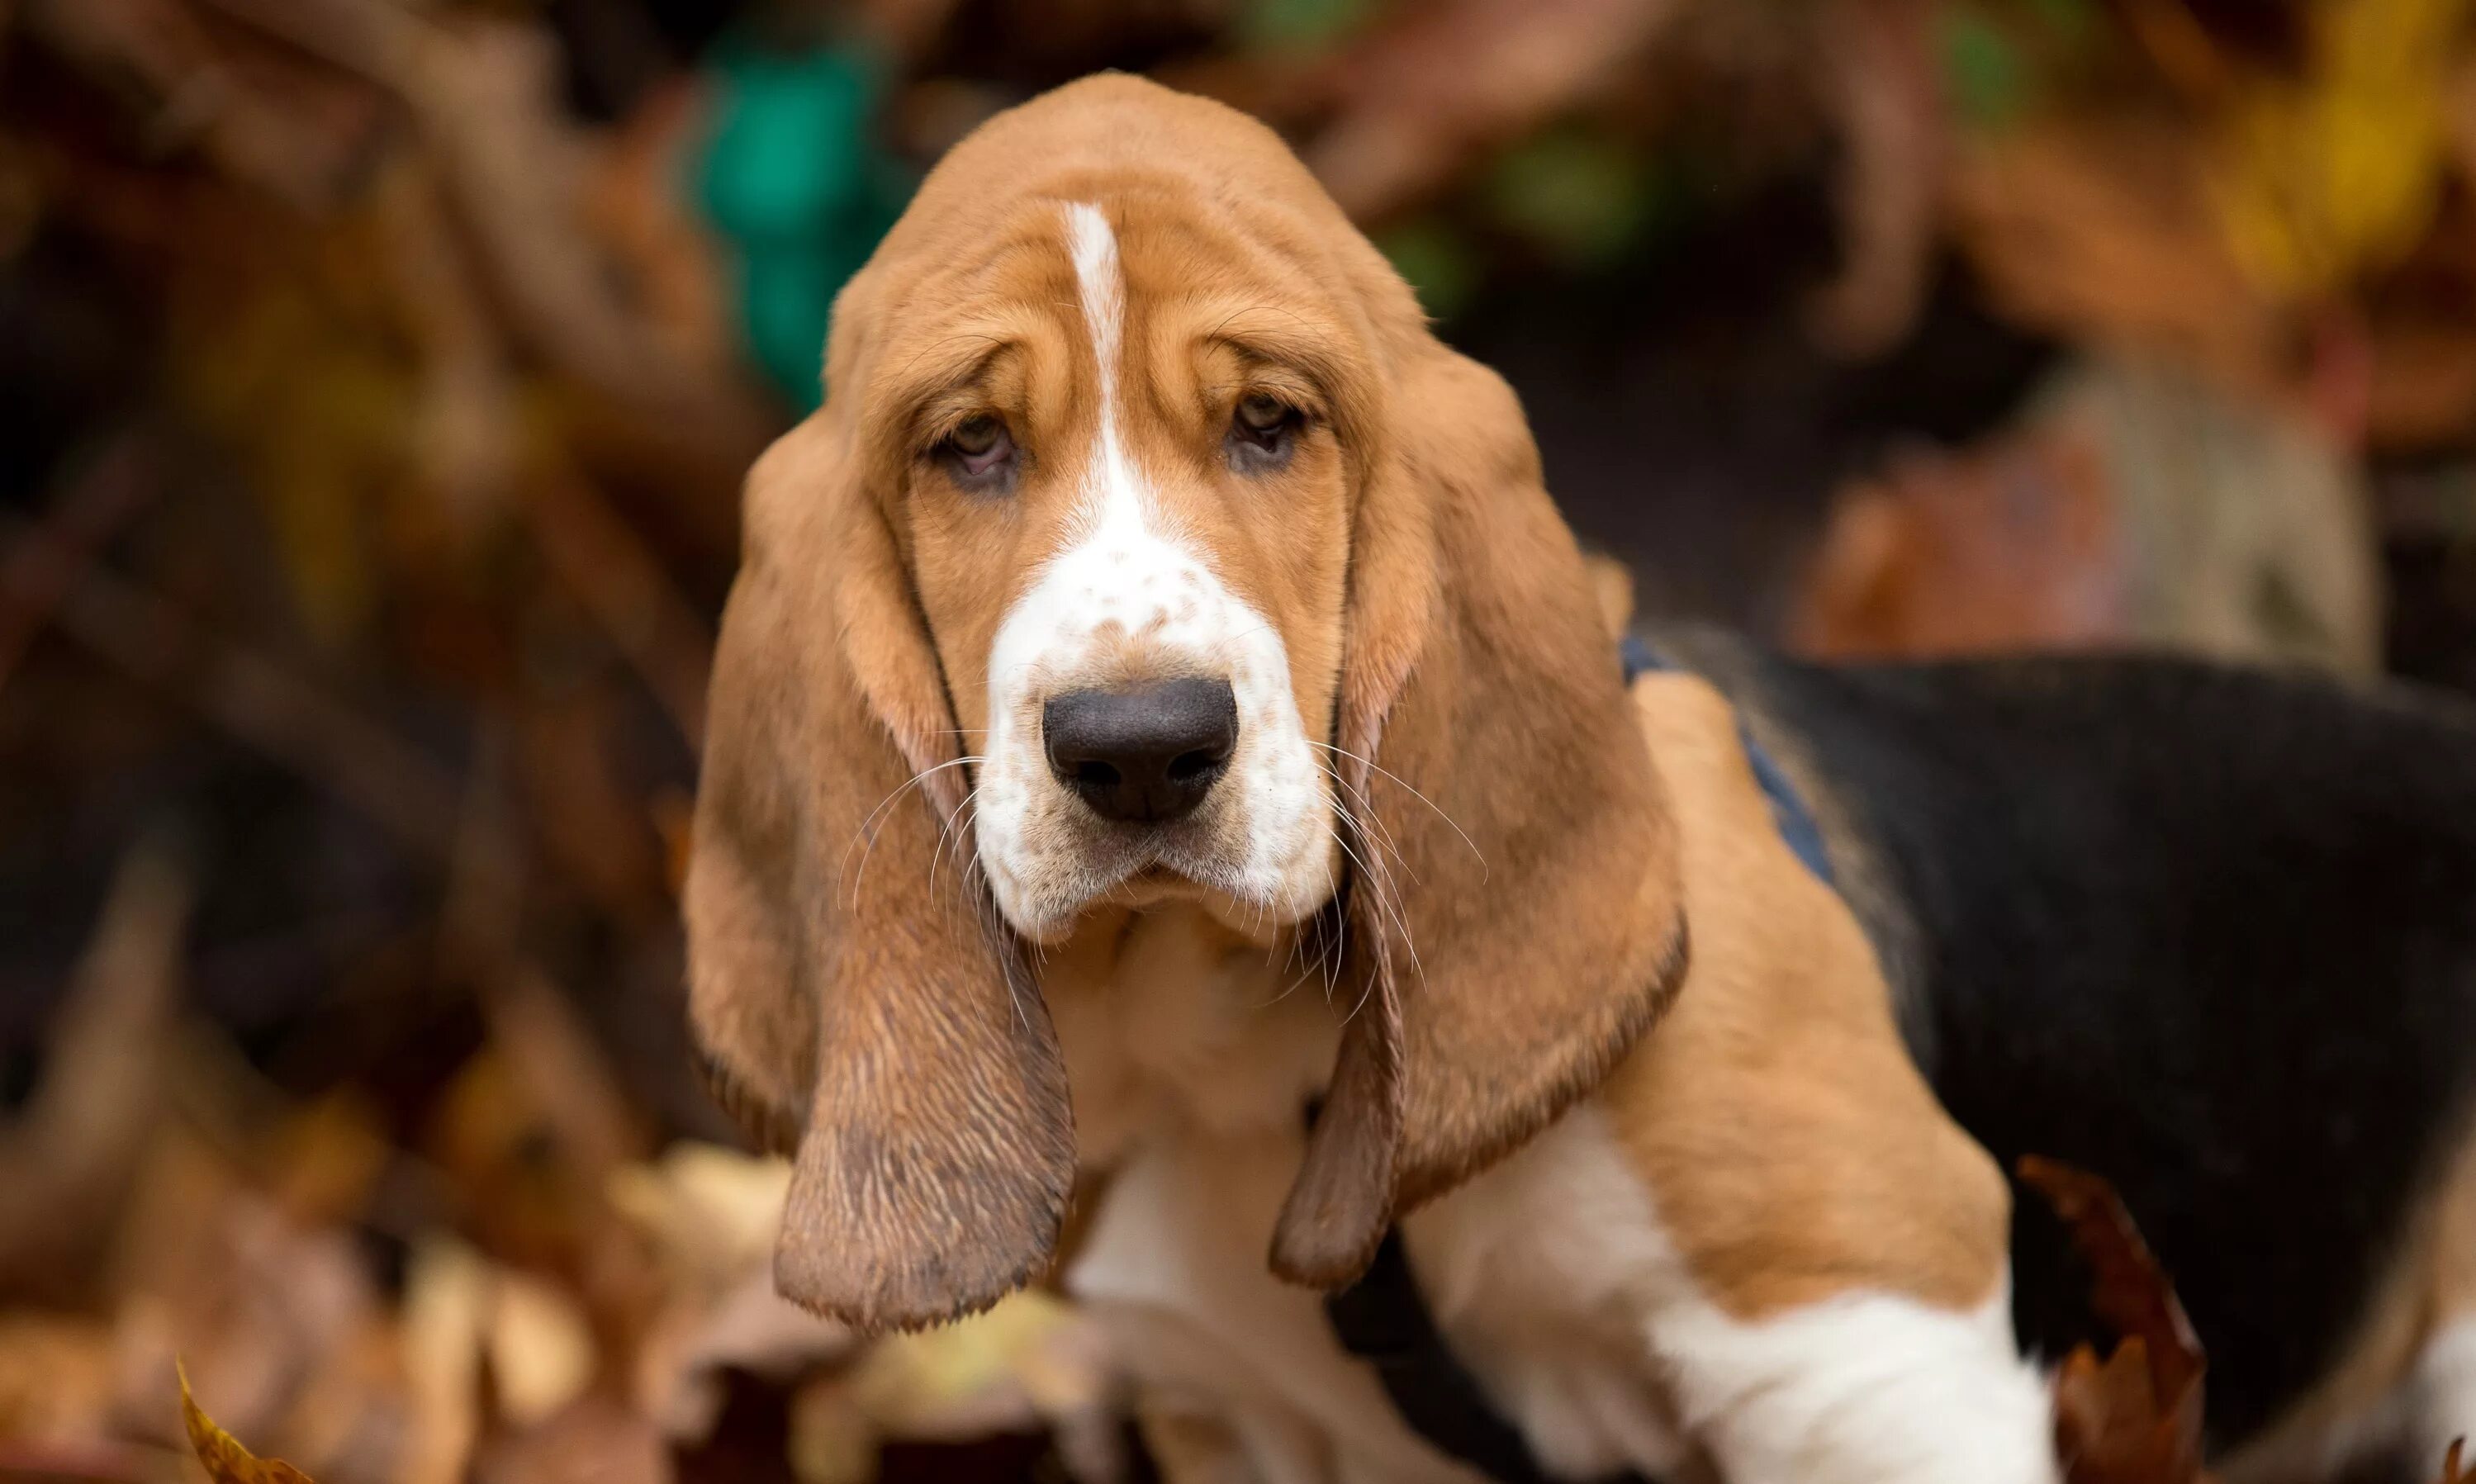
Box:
[683,73,2476,1484]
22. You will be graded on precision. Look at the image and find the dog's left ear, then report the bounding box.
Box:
[1274,339,1688,1287]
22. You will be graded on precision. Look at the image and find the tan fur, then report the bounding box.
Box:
[1653,629,1933,1015]
[1038,903,1340,1170]
[1583,552,1637,641]
[1602,672,2013,1319]
[685,73,1687,1330]
[1275,342,1689,1284]
[685,411,1076,1333]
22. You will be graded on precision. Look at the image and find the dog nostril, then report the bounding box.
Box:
[1074,760,1122,789]
[1167,748,1222,783]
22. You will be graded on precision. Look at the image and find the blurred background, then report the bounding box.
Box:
[4,0,2476,1479]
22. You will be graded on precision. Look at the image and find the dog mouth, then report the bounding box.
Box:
[991,809,1292,941]
[1108,861,1202,904]
[1075,819,1241,900]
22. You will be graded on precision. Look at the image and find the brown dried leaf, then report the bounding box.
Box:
[2437,1437,2473,1484]
[1948,120,2282,396]
[2051,1339,2213,1484]
[1791,426,2122,660]
[111,1128,404,1480]
[181,1363,317,1484]
[2021,1156,2213,1484]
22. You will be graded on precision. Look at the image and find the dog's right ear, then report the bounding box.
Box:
[1270,339,1686,1288]
[684,379,1074,1334]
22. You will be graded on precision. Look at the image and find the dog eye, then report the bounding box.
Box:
[938,415,1017,489]
[1228,393,1301,472]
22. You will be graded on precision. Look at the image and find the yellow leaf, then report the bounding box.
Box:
[2213,0,2471,296]
[179,1363,319,1484]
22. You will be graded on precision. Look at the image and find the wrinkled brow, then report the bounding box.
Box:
[859,314,1037,450]
[1193,301,1377,442]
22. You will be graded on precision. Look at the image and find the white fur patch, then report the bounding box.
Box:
[1406,1109,2060,1484]
[975,202,1331,939]
[2410,1318,2476,1473]
[1405,1109,1692,1481]
[1656,1287,2058,1484]
[1069,1126,1479,1484]
[2238,1316,2476,1483]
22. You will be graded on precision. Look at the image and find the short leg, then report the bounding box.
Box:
[1651,1283,2059,1484]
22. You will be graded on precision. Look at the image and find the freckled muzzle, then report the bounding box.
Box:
[1043,677,1240,823]
[968,198,1339,938]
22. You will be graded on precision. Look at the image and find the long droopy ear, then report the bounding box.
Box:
[684,386,1074,1332]
[1273,341,1689,1287]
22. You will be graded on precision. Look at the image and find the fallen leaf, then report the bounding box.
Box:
[488,1268,596,1429]
[1950,118,2282,395]
[609,1143,794,1291]
[613,1145,850,1441]
[181,1362,318,1484]
[1791,422,2122,660]
[1794,353,2381,675]
[398,1237,488,1484]
[2436,1438,2473,1484]
[2021,1156,2213,1484]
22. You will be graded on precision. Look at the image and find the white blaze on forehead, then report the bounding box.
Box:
[1064,201,1147,542]
[1065,202,1124,410]
[970,201,1334,938]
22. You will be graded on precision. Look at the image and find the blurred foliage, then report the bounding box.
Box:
[1235,0,1373,53]
[6,0,2476,1481]
[2213,0,2468,298]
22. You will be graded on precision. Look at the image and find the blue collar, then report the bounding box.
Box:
[1621,635,1835,887]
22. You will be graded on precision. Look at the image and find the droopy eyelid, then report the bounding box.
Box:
[864,327,1024,454]
[1204,331,1354,422]
[1235,371,1323,418]
[913,397,1008,458]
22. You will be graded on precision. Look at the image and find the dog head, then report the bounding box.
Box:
[684,73,1686,1331]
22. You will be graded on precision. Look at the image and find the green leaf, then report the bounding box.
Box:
[1940,7,2029,132]
[1237,0,1374,52]
[1482,130,1650,268]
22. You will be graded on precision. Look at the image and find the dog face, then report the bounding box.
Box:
[685,75,1689,1332]
[895,194,1363,942]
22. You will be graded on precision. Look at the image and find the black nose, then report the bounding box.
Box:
[1043,678,1240,823]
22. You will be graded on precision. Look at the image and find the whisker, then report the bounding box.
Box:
[1315,756,1418,891]
[927,784,984,901]
[1256,946,1330,1008]
[1345,807,1422,997]
[1324,818,1421,1022]
[1305,739,1486,879]
[843,756,984,910]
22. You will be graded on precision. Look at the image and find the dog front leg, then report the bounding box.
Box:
[1648,1279,2056,1484]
